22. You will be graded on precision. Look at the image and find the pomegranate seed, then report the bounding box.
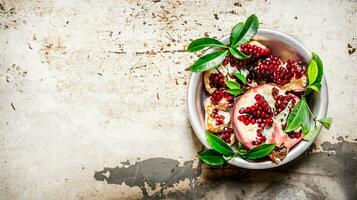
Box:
[239,108,245,114]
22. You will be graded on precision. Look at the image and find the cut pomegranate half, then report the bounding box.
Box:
[232,84,302,163]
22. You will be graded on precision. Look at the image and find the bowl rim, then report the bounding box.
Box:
[187,28,328,169]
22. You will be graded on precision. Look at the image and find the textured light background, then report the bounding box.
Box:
[0,0,356,199]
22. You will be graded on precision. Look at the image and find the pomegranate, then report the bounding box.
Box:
[220,126,236,145]
[209,89,234,110]
[232,84,302,163]
[204,98,231,133]
[229,41,271,68]
[252,56,307,92]
[203,64,238,94]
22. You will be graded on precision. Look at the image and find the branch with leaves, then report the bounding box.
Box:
[200,132,275,165]
[188,14,258,72]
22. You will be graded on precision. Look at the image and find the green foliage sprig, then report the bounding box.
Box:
[284,53,332,140]
[199,132,275,165]
[187,14,259,72]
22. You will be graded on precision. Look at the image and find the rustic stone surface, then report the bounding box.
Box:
[0,0,356,199]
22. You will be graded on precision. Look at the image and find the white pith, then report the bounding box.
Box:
[248,41,268,49]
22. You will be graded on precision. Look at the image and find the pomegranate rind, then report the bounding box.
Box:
[269,145,287,164]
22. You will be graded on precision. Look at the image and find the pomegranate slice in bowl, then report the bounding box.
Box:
[251,56,307,92]
[203,63,241,94]
[204,97,231,133]
[232,84,303,163]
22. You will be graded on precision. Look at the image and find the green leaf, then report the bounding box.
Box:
[205,131,234,155]
[187,38,226,52]
[307,60,318,86]
[230,22,245,46]
[236,14,259,46]
[229,47,251,60]
[233,72,247,85]
[190,50,229,72]
[227,88,243,96]
[303,124,319,141]
[317,117,333,130]
[241,144,276,159]
[307,85,320,93]
[226,80,241,89]
[312,52,324,86]
[284,99,308,132]
[199,149,226,165]
[301,105,310,134]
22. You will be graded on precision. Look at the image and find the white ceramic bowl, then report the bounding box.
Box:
[187,28,328,169]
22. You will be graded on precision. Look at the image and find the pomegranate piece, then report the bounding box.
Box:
[281,60,307,92]
[220,126,236,145]
[232,84,302,163]
[252,56,307,92]
[204,98,231,133]
[203,64,239,94]
[209,89,234,110]
[229,41,271,68]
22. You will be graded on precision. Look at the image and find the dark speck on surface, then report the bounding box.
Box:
[10,102,15,110]
[347,43,356,55]
[234,2,242,7]
[214,14,219,20]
